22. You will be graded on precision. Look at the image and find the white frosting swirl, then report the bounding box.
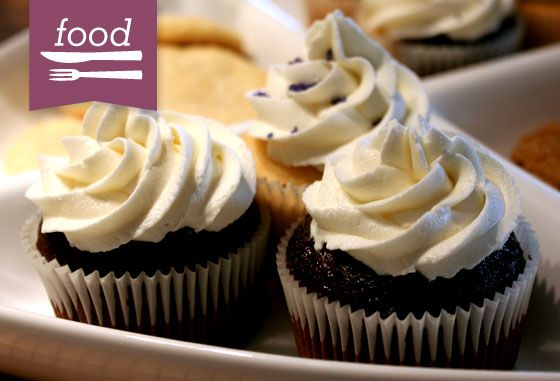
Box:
[247,11,429,167]
[302,117,520,280]
[358,0,514,41]
[26,103,256,252]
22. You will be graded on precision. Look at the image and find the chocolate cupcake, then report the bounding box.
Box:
[357,0,524,76]
[277,117,539,368]
[245,11,429,236]
[22,103,270,346]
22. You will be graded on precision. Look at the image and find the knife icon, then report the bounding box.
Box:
[40,50,142,64]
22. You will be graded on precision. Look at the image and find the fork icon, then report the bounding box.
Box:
[49,69,142,81]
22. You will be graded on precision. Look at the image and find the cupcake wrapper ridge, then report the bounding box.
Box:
[277,217,539,368]
[395,20,524,76]
[22,208,271,346]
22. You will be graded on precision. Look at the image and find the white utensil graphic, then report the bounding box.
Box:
[49,69,142,81]
[41,50,142,64]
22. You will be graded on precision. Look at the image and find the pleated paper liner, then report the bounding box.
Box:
[277,217,539,369]
[255,177,307,239]
[394,21,524,76]
[22,208,271,347]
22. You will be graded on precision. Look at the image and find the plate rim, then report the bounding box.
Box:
[1,304,557,380]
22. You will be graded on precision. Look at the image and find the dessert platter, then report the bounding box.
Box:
[0,1,559,380]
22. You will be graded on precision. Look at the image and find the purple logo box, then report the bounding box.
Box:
[29,0,157,110]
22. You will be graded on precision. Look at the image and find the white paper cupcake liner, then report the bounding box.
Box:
[395,20,524,76]
[255,177,308,238]
[22,207,271,345]
[277,217,539,368]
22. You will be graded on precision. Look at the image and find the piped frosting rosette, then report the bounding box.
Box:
[356,0,522,75]
[303,116,520,280]
[277,117,539,366]
[247,11,429,167]
[26,102,256,252]
[22,103,270,345]
[358,0,515,42]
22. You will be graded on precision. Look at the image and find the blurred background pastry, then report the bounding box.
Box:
[4,116,81,175]
[304,0,359,23]
[356,0,524,76]
[0,0,27,42]
[518,0,560,48]
[512,121,560,189]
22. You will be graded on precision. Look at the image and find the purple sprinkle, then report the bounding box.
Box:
[253,90,269,97]
[331,96,346,105]
[326,49,334,61]
[267,132,274,139]
[371,117,382,127]
[289,57,303,65]
[289,82,316,92]
[291,126,299,134]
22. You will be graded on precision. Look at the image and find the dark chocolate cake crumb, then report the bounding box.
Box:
[289,57,303,65]
[266,132,274,139]
[291,126,299,134]
[36,202,261,278]
[285,215,526,319]
[253,90,269,97]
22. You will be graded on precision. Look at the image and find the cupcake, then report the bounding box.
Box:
[357,0,524,76]
[518,0,560,48]
[277,117,539,368]
[22,103,270,346]
[245,11,429,235]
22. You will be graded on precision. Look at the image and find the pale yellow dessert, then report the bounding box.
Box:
[158,45,264,125]
[157,14,243,53]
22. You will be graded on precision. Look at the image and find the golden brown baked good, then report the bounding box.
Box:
[241,135,321,187]
[305,0,359,24]
[519,0,560,48]
[158,45,264,125]
[241,134,321,237]
[0,0,27,41]
[512,122,560,189]
[157,14,243,53]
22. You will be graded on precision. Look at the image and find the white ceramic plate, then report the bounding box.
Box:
[1,2,560,380]
[425,44,560,189]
